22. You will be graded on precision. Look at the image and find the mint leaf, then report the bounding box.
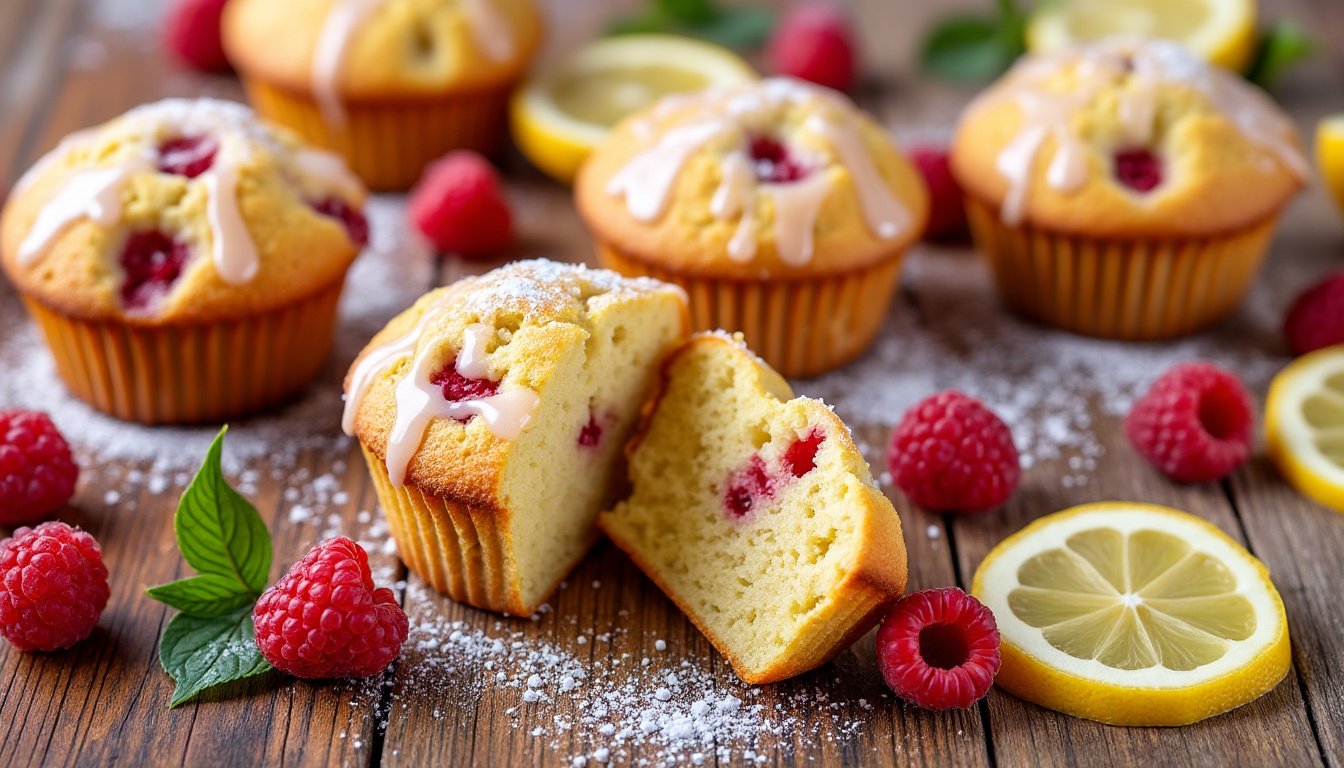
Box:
[1246,20,1314,88]
[146,575,255,618]
[160,609,273,708]
[606,1,773,50]
[656,0,715,25]
[921,15,1025,83]
[175,427,271,594]
[687,8,774,49]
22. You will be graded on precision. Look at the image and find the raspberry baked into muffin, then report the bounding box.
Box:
[0,98,368,424]
[343,260,688,615]
[224,0,543,190]
[576,78,929,378]
[599,332,908,683]
[952,37,1307,340]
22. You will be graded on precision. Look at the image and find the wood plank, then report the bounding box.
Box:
[0,0,80,192]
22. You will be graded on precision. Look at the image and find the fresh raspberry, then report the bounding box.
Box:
[876,588,1000,710]
[887,392,1020,513]
[1113,148,1163,192]
[0,410,79,525]
[1125,362,1254,483]
[907,144,967,240]
[1283,272,1344,356]
[749,136,811,183]
[158,135,218,178]
[0,522,109,652]
[163,0,231,73]
[767,3,857,92]
[253,538,408,679]
[119,231,191,311]
[311,197,370,247]
[408,151,514,259]
[782,429,824,478]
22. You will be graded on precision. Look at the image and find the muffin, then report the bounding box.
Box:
[575,78,929,378]
[951,37,1308,340]
[599,332,907,683]
[0,98,368,424]
[344,260,688,615]
[224,0,543,190]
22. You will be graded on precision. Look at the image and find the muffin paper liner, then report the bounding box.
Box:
[597,244,906,378]
[361,442,535,615]
[243,78,513,191]
[965,197,1280,340]
[21,279,344,425]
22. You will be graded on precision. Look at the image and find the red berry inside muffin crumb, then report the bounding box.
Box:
[722,432,826,521]
[1113,148,1163,192]
[430,358,498,423]
[311,197,370,246]
[749,136,812,183]
[578,412,604,448]
[119,230,190,311]
[782,428,824,477]
[157,134,218,178]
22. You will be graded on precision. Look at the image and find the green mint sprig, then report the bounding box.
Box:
[606,0,774,50]
[1245,20,1315,89]
[147,427,274,708]
[920,0,1026,85]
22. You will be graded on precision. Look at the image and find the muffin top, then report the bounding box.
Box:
[0,98,367,323]
[344,259,685,496]
[575,78,929,279]
[224,0,542,118]
[951,38,1307,237]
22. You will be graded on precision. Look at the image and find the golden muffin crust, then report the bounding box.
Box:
[576,78,929,280]
[223,0,543,99]
[951,38,1307,237]
[346,259,688,502]
[0,98,366,323]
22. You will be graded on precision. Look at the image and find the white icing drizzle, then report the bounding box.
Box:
[204,148,259,284]
[605,78,912,267]
[17,159,151,265]
[312,0,387,125]
[344,315,539,487]
[12,128,98,195]
[970,38,1309,225]
[294,148,367,202]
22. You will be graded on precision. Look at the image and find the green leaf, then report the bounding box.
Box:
[160,608,273,708]
[656,0,716,26]
[684,8,774,49]
[146,575,256,618]
[920,15,1025,84]
[1245,20,1315,88]
[175,427,271,595]
[606,11,674,37]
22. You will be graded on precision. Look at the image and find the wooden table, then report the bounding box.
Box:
[2,0,1342,765]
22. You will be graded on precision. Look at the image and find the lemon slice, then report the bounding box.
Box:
[1027,0,1257,71]
[1316,117,1344,215]
[972,502,1290,725]
[510,35,757,184]
[1267,345,1344,512]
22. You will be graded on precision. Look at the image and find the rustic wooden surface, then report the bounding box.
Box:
[1,0,1342,766]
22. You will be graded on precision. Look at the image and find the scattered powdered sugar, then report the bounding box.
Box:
[0,195,431,477]
[798,246,1293,475]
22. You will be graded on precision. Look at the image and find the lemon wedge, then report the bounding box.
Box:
[1027,0,1257,71]
[972,502,1290,725]
[1315,116,1344,215]
[1267,345,1344,512]
[510,35,757,184]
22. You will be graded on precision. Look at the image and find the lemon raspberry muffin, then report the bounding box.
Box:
[576,78,929,378]
[344,260,688,615]
[952,37,1307,340]
[0,98,367,424]
[224,0,543,190]
[599,333,908,683]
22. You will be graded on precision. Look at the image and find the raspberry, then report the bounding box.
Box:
[1125,362,1254,483]
[408,151,514,259]
[157,135,218,178]
[253,538,408,679]
[578,413,604,449]
[767,3,857,92]
[723,455,775,521]
[430,358,500,404]
[749,136,811,183]
[907,144,967,240]
[876,588,1000,710]
[1113,148,1163,192]
[163,0,231,73]
[887,392,1020,513]
[119,231,191,311]
[1283,272,1344,356]
[782,429,824,477]
[311,197,371,247]
[0,410,79,525]
[0,522,109,651]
